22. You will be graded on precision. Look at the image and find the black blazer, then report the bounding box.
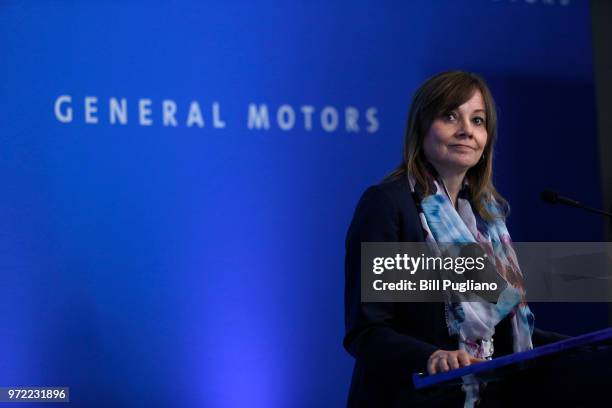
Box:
[343,176,567,407]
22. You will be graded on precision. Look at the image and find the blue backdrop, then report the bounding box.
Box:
[0,1,604,407]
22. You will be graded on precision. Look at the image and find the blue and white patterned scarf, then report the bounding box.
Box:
[408,174,534,407]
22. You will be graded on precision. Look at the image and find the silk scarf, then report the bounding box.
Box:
[407,173,534,407]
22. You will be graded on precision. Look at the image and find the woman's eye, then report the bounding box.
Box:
[473,117,485,125]
[444,112,457,121]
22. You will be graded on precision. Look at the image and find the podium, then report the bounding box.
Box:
[412,328,612,406]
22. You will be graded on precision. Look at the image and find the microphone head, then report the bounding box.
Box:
[541,189,559,204]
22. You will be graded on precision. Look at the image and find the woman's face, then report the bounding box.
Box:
[423,89,488,177]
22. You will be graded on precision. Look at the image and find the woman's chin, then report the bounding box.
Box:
[442,160,479,173]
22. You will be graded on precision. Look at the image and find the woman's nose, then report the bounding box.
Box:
[457,118,473,138]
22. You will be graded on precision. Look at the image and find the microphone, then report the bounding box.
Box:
[540,189,581,207]
[540,189,612,219]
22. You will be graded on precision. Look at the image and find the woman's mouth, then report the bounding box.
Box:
[449,144,475,151]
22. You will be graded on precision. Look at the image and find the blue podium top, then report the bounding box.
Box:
[412,327,612,389]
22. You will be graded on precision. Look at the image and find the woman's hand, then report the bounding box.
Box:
[426,349,486,375]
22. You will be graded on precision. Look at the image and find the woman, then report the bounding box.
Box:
[343,71,567,407]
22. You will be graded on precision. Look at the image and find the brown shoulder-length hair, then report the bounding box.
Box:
[385,70,508,221]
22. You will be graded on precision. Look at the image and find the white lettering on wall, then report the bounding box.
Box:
[277,104,296,131]
[109,97,127,125]
[248,104,270,130]
[300,105,315,131]
[139,99,153,126]
[53,96,380,134]
[84,96,98,124]
[212,102,226,129]
[163,99,178,127]
[320,106,339,132]
[186,101,204,128]
[366,107,379,133]
[54,95,73,123]
[345,107,359,132]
